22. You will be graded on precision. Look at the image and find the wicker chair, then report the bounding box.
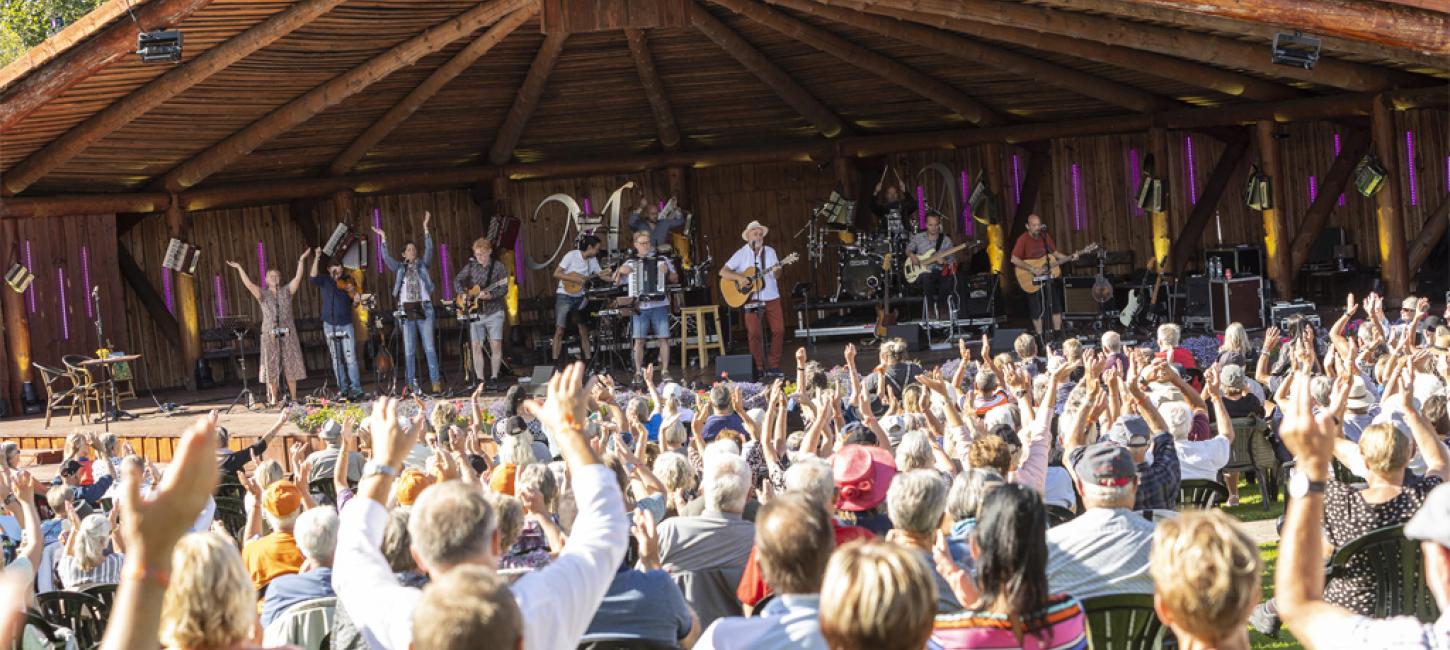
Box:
[33,363,85,429]
[60,355,106,423]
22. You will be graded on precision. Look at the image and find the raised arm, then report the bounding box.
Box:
[309,247,323,278]
[287,248,312,295]
[1203,367,1235,443]
[225,260,261,300]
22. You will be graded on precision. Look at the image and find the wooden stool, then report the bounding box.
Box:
[678,306,726,369]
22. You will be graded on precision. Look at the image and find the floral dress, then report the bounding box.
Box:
[259,286,307,385]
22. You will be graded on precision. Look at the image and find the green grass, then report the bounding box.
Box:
[1214,477,1300,649]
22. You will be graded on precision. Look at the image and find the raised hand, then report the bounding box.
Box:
[522,362,594,463]
[795,346,808,367]
[633,508,661,570]
[843,343,857,367]
[1278,372,1333,466]
[1262,327,1281,353]
[225,260,241,270]
[422,211,432,230]
[369,397,425,469]
[1345,293,1357,318]
[958,337,971,362]
[117,411,220,566]
[371,227,386,242]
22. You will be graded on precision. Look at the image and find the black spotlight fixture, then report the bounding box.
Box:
[1243,165,1274,211]
[1271,31,1321,70]
[1353,154,1389,197]
[137,29,183,63]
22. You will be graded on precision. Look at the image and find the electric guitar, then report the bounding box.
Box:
[720,253,799,309]
[1013,243,1101,294]
[903,241,983,283]
[1120,267,1168,328]
[454,276,510,316]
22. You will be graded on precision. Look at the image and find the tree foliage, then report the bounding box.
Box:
[0,0,107,67]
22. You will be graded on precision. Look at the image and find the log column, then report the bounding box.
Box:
[1148,127,1172,269]
[1255,121,1294,300]
[492,174,519,325]
[982,143,1010,290]
[166,198,204,390]
[1371,95,1409,300]
[1,220,35,412]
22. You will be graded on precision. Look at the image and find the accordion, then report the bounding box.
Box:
[627,257,666,299]
[323,224,368,270]
[163,239,201,275]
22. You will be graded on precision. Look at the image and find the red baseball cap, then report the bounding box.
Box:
[833,445,896,512]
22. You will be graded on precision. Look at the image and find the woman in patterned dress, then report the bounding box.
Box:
[226,249,310,407]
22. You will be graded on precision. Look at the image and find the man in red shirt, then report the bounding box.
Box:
[1010,214,1079,337]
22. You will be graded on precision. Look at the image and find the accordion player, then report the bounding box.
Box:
[627,255,670,300]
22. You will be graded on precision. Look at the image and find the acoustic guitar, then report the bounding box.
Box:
[720,253,799,309]
[903,241,983,284]
[455,277,509,316]
[1013,243,1101,294]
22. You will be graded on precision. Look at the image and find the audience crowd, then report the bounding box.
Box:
[2,290,1450,649]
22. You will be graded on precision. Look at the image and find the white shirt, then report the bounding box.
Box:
[556,250,602,297]
[331,464,628,650]
[725,244,780,302]
[1044,466,1076,510]
[1176,436,1233,481]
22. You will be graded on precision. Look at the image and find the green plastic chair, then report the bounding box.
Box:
[1219,413,1276,511]
[1046,505,1078,527]
[35,590,106,650]
[214,495,249,543]
[1327,524,1440,622]
[1081,593,1166,650]
[1178,479,1229,510]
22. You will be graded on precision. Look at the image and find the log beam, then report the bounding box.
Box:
[814,0,1300,102]
[165,200,202,389]
[1026,0,1449,70]
[1168,136,1251,273]
[1289,129,1372,270]
[687,2,846,138]
[0,0,214,132]
[1409,195,1450,274]
[157,0,533,192]
[768,0,1168,112]
[1372,95,1409,300]
[625,29,683,152]
[329,6,536,176]
[1256,121,1295,300]
[4,0,350,196]
[0,221,34,396]
[487,30,568,166]
[1098,0,1449,58]
[117,243,183,349]
[709,0,1001,126]
[853,0,1421,92]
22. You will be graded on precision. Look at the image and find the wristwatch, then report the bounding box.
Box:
[1288,472,1327,498]
[361,461,399,480]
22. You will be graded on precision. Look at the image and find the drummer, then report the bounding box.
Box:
[614,230,679,382]
[628,195,686,249]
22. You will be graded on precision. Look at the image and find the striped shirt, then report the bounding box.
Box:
[57,552,124,590]
[930,594,1088,650]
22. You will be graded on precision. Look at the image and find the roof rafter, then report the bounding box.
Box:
[709,0,1002,126]
[486,29,568,166]
[851,0,1423,92]
[768,0,1168,113]
[4,0,351,196]
[624,29,683,152]
[154,0,533,192]
[687,2,847,138]
[0,0,215,132]
[329,6,536,176]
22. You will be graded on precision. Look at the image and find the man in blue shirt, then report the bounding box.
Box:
[628,195,686,249]
[309,252,364,400]
[261,508,338,628]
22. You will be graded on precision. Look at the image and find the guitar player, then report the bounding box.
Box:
[906,213,957,321]
[552,234,611,364]
[454,237,509,390]
[1011,213,1080,338]
[720,220,785,378]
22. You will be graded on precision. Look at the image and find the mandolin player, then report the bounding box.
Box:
[454,237,509,390]
[1011,214,1079,337]
[906,213,957,322]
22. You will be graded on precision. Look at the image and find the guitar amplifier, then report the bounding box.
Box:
[1210,276,1264,331]
[1061,276,1100,315]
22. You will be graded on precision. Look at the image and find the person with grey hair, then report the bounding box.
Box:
[885,469,959,612]
[261,507,339,628]
[1101,330,1129,374]
[656,447,756,627]
[333,365,628,650]
[304,418,366,489]
[58,512,123,590]
[944,468,1005,571]
[1046,443,1156,600]
[216,410,289,479]
[702,384,747,443]
[894,431,935,472]
[1156,322,1199,375]
[1170,367,1237,482]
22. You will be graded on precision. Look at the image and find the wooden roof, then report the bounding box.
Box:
[0,0,1444,199]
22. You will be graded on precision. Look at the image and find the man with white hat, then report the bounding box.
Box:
[721,221,786,378]
[1342,375,1380,443]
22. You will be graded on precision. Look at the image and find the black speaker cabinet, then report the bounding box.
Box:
[716,354,755,380]
[991,327,1027,356]
[1184,274,1211,318]
[884,323,925,351]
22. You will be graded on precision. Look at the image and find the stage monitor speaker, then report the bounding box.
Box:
[884,324,925,351]
[1185,275,1211,318]
[991,327,1027,355]
[525,365,555,395]
[1061,277,1100,315]
[716,354,755,381]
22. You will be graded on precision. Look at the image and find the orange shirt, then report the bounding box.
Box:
[490,463,518,495]
[242,532,306,592]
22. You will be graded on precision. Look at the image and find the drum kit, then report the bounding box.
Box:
[804,195,917,303]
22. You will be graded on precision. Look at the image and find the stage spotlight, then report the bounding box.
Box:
[1353,154,1388,197]
[137,30,183,63]
[1135,177,1164,212]
[1272,31,1320,70]
[4,264,33,293]
[1243,166,1274,211]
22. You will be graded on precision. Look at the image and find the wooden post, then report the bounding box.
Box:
[1256,121,1294,300]
[165,199,203,390]
[1148,127,1172,268]
[1,220,35,411]
[1372,95,1409,300]
[981,143,1010,290]
[1002,146,1049,293]
[1289,129,1371,270]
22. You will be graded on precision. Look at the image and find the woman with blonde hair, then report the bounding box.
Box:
[819,540,937,650]
[59,512,125,589]
[160,532,268,650]
[1219,322,1254,365]
[1151,510,1260,649]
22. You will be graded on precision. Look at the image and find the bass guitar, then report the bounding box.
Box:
[1013,243,1101,294]
[454,277,510,316]
[720,253,799,309]
[903,241,983,284]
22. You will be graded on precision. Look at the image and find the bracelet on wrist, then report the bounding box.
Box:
[124,563,171,587]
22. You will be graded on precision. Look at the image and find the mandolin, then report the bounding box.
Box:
[720,253,799,309]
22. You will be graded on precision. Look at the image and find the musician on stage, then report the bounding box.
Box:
[454,237,509,390]
[906,212,957,321]
[720,221,785,378]
[628,195,686,249]
[374,211,442,395]
[614,230,678,381]
[552,234,611,363]
[308,250,364,400]
[1010,213,1080,337]
[871,180,917,234]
